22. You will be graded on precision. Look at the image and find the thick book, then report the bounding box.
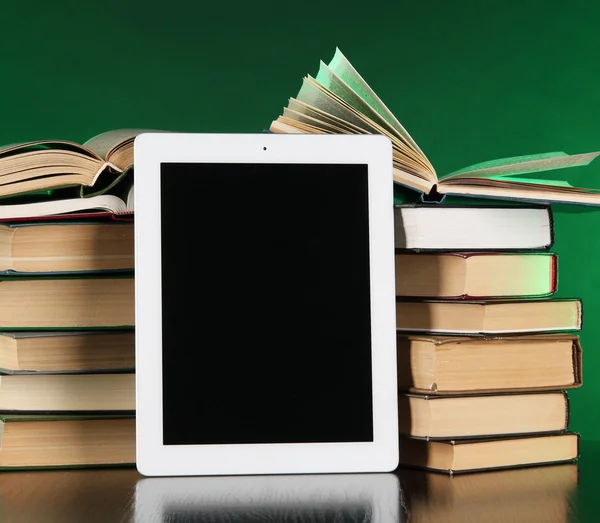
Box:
[395,299,582,334]
[395,252,556,298]
[0,414,134,468]
[398,391,569,439]
[0,129,141,198]
[394,205,553,251]
[0,222,133,274]
[270,48,600,205]
[0,373,134,411]
[0,276,133,328]
[0,331,135,373]
[398,433,579,474]
[397,334,582,394]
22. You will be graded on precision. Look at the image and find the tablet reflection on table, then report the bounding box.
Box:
[134,473,400,523]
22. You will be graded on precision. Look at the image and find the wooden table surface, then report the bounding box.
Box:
[1,441,596,522]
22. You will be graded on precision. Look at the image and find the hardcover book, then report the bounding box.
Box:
[395,299,582,334]
[394,205,553,251]
[0,276,134,329]
[0,222,134,274]
[398,391,570,439]
[398,433,579,474]
[397,334,582,394]
[0,373,135,412]
[395,252,556,298]
[0,414,135,468]
[0,331,135,373]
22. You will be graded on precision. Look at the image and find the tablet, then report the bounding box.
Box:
[134,133,397,476]
[134,473,400,523]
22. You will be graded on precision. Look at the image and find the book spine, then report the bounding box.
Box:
[551,254,558,293]
[564,391,571,430]
[572,338,583,386]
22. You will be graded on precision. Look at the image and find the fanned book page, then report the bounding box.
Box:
[270,48,600,205]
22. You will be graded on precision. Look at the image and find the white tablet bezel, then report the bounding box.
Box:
[134,133,397,476]
[134,473,400,522]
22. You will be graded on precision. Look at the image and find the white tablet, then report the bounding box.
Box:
[134,473,400,523]
[134,133,397,476]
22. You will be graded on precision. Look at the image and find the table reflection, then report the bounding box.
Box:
[400,463,578,523]
[0,461,583,523]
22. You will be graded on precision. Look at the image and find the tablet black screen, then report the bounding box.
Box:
[160,163,373,445]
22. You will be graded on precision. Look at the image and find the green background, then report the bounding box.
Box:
[2,0,599,448]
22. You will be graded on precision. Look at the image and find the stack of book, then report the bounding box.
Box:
[393,204,582,473]
[0,130,138,469]
[269,49,592,474]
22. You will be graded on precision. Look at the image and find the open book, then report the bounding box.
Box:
[0,129,143,199]
[270,49,600,205]
[0,184,133,220]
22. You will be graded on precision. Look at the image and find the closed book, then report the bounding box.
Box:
[0,414,135,469]
[0,221,133,274]
[398,433,579,474]
[0,331,135,373]
[398,391,569,439]
[394,205,553,251]
[0,373,135,412]
[395,252,556,298]
[397,334,582,394]
[395,299,581,335]
[0,276,133,328]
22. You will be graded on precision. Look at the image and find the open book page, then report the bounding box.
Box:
[297,77,431,178]
[1,152,101,178]
[297,77,380,132]
[80,165,133,198]
[441,176,600,192]
[269,118,434,193]
[83,129,149,160]
[437,181,600,204]
[0,141,101,160]
[441,151,600,181]
[282,108,344,133]
[327,48,433,171]
[270,120,310,134]
[287,99,366,134]
[315,61,428,164]
[0,193,129,219]
[315,60,433,179]
[125,184,134,212]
